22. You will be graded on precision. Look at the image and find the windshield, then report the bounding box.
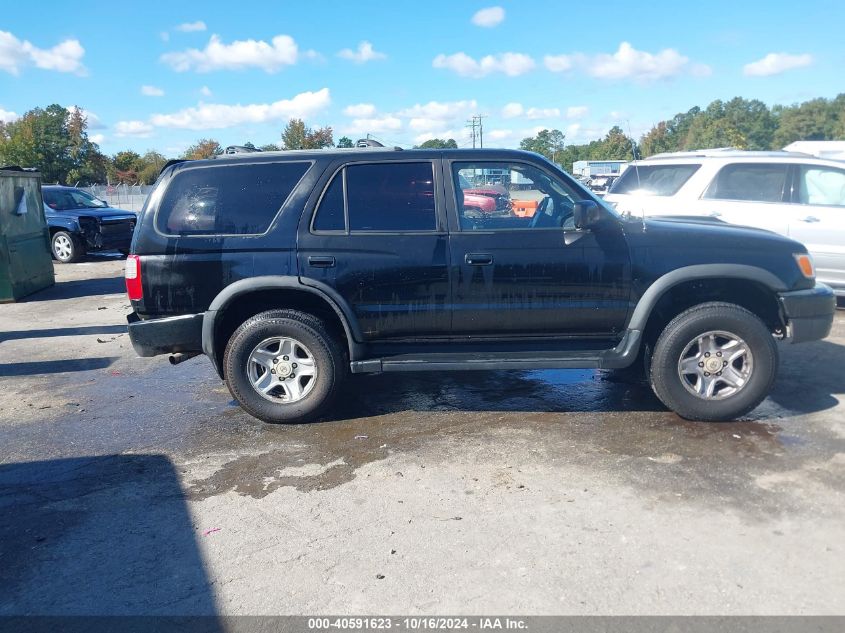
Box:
[43,188,108,211]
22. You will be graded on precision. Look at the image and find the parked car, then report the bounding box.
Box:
[604,150,845,297]
[42,185,137,263]
[126,147,835,424]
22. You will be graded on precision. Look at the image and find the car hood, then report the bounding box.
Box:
[46,207,137,220]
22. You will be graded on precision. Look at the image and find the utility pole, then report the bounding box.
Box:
[466,115,486,148]
[466,117,478,148]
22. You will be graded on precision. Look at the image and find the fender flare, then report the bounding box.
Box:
[201,276,363,369]
[627,264,788,332]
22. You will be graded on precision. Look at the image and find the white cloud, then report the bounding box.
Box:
[89,133,105,144]
[160,31,170,42]
[501,102,562,120]
[0,30,86,75]
[337,41,385,64]
[487,129,513,141]
[566,105,589,119]
[743,52,813,77]
[524,107,560,119]
[161,34,301,72]
[114,120,155,138]
[343,103,377,117]
[200,85,212,97]
[0,107,18,122]
[546,42,709,82]
[349,116,402,134]
[501,102,523,118]
[149,88,330,129]
[175,21,207,33]
[433,52,535,78]
[544,55,574,73]
[141,85,165,97]
[397,100,477,133]
[471,6,505,27]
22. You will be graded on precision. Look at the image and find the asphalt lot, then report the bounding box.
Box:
[0,258,843,616]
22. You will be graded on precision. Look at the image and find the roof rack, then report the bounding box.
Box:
[224,145,262,154]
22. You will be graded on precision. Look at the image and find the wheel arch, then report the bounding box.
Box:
[202,276,362,377]
[629,265,788,348]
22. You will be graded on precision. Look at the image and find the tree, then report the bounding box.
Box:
[337,136,354,148]
[259,143,281,151]
[183,139,223,160]
[281,118,334,150]
[0,104,105,184]
[519,129,565,162]
[137,151,168,185]
[416,138,458,149]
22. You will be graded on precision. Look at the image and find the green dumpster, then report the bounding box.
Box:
[0,167,55,302]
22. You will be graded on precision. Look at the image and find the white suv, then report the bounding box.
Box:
[604,150,845,296]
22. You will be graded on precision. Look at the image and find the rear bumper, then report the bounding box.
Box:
[127,312,204,357]
[779,283,836,343]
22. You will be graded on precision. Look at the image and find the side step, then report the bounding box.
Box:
[350,330,641,374]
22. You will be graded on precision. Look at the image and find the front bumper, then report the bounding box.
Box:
[779,283,836,343]
[127,312,204,357]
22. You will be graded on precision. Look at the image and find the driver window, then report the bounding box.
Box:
[452,162,578,231]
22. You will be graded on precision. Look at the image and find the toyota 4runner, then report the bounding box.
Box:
[125,148,836,423]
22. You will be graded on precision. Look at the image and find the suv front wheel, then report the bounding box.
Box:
[223,310,345,424]
[650,302,778,421]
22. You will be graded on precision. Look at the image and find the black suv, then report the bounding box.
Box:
[126,148,835,423]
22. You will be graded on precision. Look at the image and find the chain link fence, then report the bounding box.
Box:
[81,184,155,212]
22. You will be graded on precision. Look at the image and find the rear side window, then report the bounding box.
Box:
[703,163,788,203]
[609,164,700,196]
[346,162,436,232]
[157,162,309,235]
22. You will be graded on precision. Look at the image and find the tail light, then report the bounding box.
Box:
[125,255,143,300]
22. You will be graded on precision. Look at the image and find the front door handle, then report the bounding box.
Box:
[465,253,493,266]
[799,216,820,223]
[308,255,336,268]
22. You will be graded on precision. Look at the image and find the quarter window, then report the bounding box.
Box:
[798,165,845,207]
[312,170,346,231]
[346,162,436,232]
[157,162,309,235]
[703,163,789,203]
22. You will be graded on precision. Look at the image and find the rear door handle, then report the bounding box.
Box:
[465,253,493,266]
[799,216,820,223]
[308,255,336,268]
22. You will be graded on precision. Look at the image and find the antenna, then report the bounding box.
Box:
[625,119,645,231]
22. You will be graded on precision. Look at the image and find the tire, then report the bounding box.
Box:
[650,302,778,422]
[51,231,85,263]
[223,310,346,424]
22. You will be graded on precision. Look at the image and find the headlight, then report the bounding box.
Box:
[794,253,815,279]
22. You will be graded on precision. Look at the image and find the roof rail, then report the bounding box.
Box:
[645,148,814,160]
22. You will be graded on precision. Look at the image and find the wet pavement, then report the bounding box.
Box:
[1,260,843,615]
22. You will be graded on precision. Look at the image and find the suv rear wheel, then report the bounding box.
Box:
[650,302,778,421]
[223,310,345,424]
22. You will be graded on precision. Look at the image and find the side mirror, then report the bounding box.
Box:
[573,200,605,230]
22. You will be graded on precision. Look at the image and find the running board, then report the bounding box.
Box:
[350,330,641,374]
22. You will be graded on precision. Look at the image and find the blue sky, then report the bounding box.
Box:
[1,0,841,155]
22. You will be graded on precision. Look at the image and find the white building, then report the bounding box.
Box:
[572,160,629,178]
